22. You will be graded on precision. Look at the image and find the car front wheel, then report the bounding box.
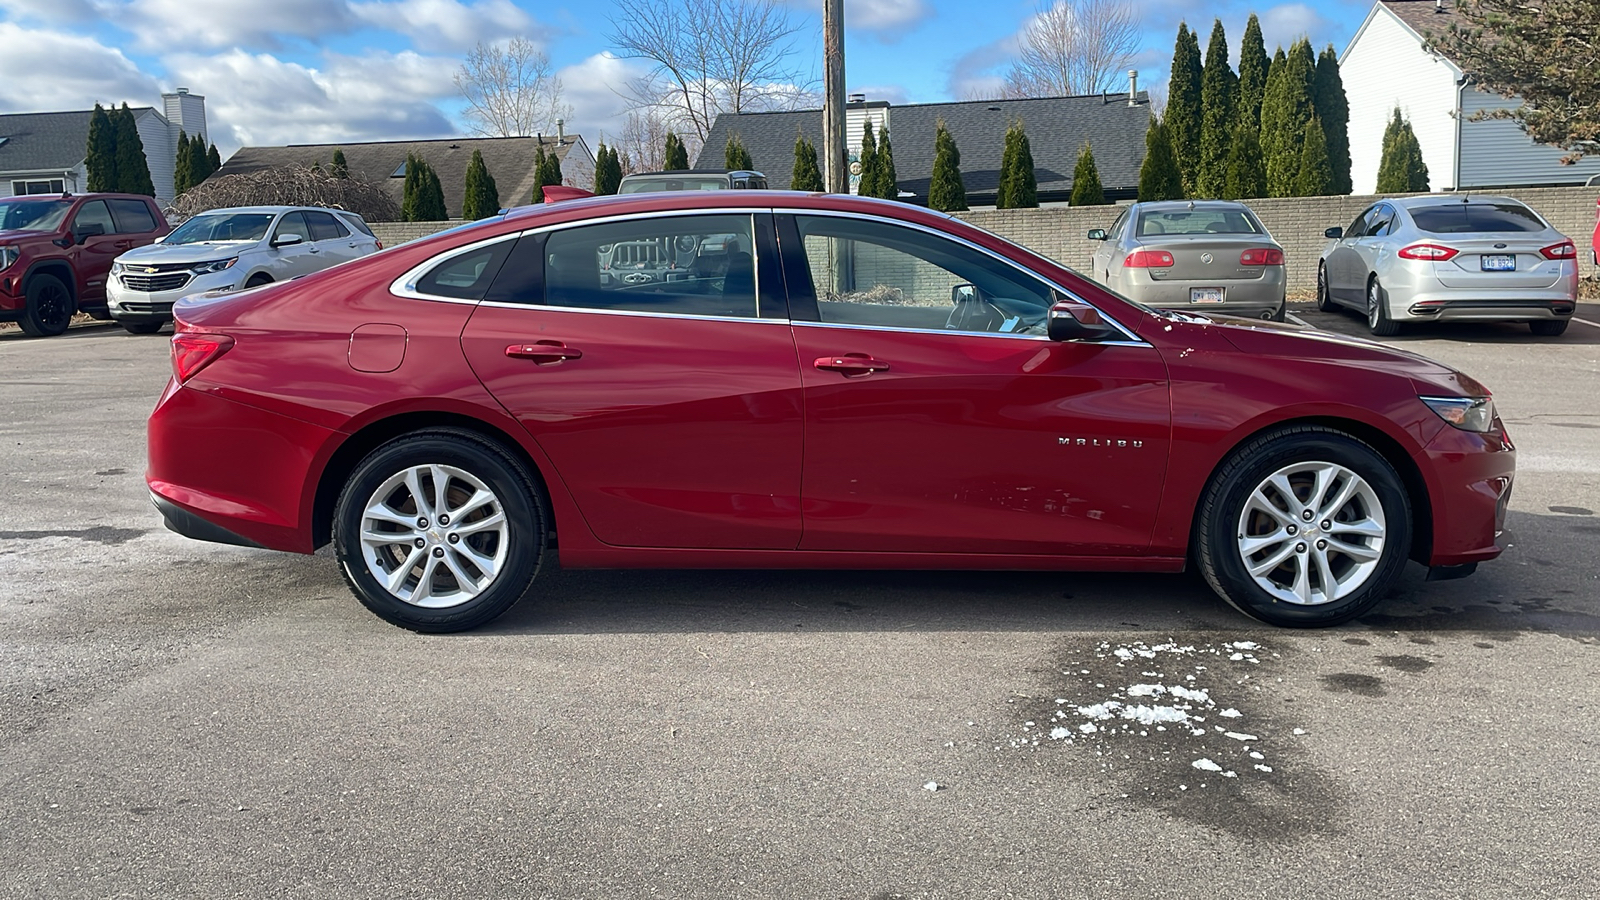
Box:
[19,274,72,337]
[1196,427,1412,627]
[333,428,546,632]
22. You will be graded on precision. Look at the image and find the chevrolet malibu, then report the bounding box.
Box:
[147,192,1514,632]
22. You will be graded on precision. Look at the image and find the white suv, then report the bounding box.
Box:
[107,205,381,334]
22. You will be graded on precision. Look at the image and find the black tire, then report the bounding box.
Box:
[1529,319,1569,336]
[333,428,547,632]
[245,273,273,288]
[1366,277,1399,336]
[1271,302,1287,322]
[1316,263,1337,312]
[1195,426,1412,627]
[18,273,73,337]
[121,321,164,335]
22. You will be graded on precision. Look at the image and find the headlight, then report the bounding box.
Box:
[1420,395,1495,432]
[0,246,17,271]
[190,257,239,275]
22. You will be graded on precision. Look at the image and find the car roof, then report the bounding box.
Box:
[187,205,364,217]
[621,169,764,178]
[501,189,942,225]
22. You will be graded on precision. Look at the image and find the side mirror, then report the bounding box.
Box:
[951,283,978,305]
[1324,226,1343,239]
[1048,296,1117,342]
[1086,229,1107,241]
[74,223,106,244]
[272,233,304,248]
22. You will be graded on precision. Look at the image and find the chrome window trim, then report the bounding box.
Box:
[389,231,525,302]
[476,300,785,325]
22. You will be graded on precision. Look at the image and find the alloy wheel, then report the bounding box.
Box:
[1235,461,1386,606]
[358,463,509,608]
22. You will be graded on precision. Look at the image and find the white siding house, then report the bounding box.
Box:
[1341,1,1600,193]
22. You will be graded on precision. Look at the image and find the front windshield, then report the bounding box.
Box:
[0,199,73,232]
[618,176,728,193]
[164,212,275,244]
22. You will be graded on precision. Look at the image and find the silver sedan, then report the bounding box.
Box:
[1088,200,1287,320]
[1316,195,1578,337]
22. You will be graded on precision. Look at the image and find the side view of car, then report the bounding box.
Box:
[0,192,170,336]
[107,206,381,333]
[1087,200,1287,321]
[1317,195,1577,336]
[618,169,768,193]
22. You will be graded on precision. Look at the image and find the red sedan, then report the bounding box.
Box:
[147,192,1514,631]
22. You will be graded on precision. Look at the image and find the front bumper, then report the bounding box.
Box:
[108,272,234,323]
[1418,417,1516,567]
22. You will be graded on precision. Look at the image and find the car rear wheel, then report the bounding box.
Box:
[1316,263,1336,312]
[122,321,164,335]
[19,274,72,337]
[1529,320,1569,336]
[333,428,546,632]
[1366,278,1399,336]
[1196,427,1411,627]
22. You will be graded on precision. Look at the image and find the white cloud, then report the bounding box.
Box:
[786,0,933,37]
[119,0,358,50]
[350,0,540,53]
[1256,3,1332,52]
[0,0,102,23]
[554,52,650,145]
[0,23,159,113]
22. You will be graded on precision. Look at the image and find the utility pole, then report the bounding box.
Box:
[822,0,846,193]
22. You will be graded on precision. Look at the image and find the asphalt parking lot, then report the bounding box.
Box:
[2,312,1597,899]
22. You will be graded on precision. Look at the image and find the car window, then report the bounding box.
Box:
[1136,208,1260,237]
[792,215,1053,336]
[165,213,273,244]
[338,213,376,237]
[1347,207,1375,238]
[1366,205,1395,237]
[542,214,761,319]
[415,239,515,300]
[304,211,349,242]
[1410,203,1546,234]
[273,212,309,242]
[72,200,116,236]
[0,199,73,231]
[108,199,158,234]
[1108,209,1129,240]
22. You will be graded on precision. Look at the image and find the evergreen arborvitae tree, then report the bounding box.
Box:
[1197,19,1237,199]
[531,146,552,202]
[207,143,221,176]
[173,129,194,196]
[402,153,424,220]
[927,120,967,212]
[1238,14,1269,132]
[1294,116,1333,196]
[1222,121,1267,200]
[419,162,447,220]
[857,119,879,197]
[1167,22,1204,197]
[790,134,823,192]
[1314,45,1352,195]
[1138,116,1185,201]
[189,133,209,182]
[664,132,689,170]
[1265,40,1317,198]
[462,149,500,219]
[85,104,117,192]
[1259,47,1287,193]
[996,120,1038,209]
[542,144,563,190]
[724,133,754,170]
[331,147,349,179]
[872,127,898,199]
[1070,142,1105,206]
[113,104,155,196]
[594,143,623,195]
[1376,108,1429,193]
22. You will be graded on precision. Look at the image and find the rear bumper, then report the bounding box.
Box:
[1418,418,1516,567]
[1407,299,1574,323]
[1120,269,1286,316]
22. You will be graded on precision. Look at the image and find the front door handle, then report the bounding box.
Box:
[506,341,583,364]
[814,353,889,374]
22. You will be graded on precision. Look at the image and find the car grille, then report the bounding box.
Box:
[120,272,192,293]
[116,301,175,315]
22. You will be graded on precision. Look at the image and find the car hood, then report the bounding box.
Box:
[0,228,50,242]
[117,241,255,264]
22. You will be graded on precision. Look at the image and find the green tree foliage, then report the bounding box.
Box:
[530,145,565,202]
[462,149,500,219]
[790,134,823,192]
[724,132,754,170]
[1138,116,1185,201]
[593,143,624,195]
[85,104,117,192]
[1294,116,1333,196]
[188,133,208,182]
[663,132,689,170]
[857,119,879,197]
[1070,142,1105,206]
[331,147,349,179]
[1237,14,1269,132]
[1376,108,1430,193]
[927,120,967,212]
[113,104,155,197]
[996,119,1038,209]
[1258,48,1286,190]
[870,127,898,199]
[1197,19,1237,199]
[1222,121,1267,200]
[403,154,449,220]
[207,143,221,176]
[1313,45,1352,195]
[1167,22,1204,196]
[173,129,195,196]
[1264,40,1316,197]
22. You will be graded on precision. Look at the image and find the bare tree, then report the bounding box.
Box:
[455,37,574,138]
[609,0,813,145]
[1002,0,1141,99]
[169,166,401,223]
[617,108,673,173]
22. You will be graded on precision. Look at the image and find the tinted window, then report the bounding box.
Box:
[72,200,116,236]
[338,213,376,237]
[273,212,309,241]
[109,199,158,234]
[1347,206,1376,238]
[1410,203,1546,234]
[1366,205,1394,237]
[0,199,73,231]
[543,214,760,318]
[416,240,515,300]
[304,210,349,242]
[1136,208,1260,236]
[793,215,1053,335]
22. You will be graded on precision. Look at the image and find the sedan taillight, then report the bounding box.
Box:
[1124,249,1175,268]
[171,333,234,384]
[1239,248,1284,266]
[1540,240,1576,259]
[1397,243,1459,261]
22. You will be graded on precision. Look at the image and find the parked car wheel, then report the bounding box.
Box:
[1271,303,1287,322]
[245,273,273,288]
[1196,427,1411,627]
[1316,263,1337,312]
[1529,320,1569,337]
[122,321,164,335]
[332,428,547,633]
[1366,278,1399,336]
[19,273,72,337]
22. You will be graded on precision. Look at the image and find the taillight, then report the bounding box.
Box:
[1398,243,1459,261]
[1239,248,1284,266]
[171,333,234,384]
[1540,240,1576,259]
[1124,249,1175,268]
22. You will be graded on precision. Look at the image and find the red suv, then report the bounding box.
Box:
[147,192,1514,632]
[0,193,170,336]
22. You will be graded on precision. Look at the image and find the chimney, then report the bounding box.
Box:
[1435,0,1444,11]
[557,118,565,141]
[1128,70,1139,105]
[848,92,865,104]
[177,87,189,95]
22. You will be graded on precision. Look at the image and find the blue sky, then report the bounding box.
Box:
[0,0,1376,158]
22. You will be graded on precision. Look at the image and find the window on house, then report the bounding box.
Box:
[12,179,66,195]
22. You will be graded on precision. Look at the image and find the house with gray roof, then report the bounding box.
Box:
[0,89,209,206]
[698,89,1153,207]
[214,130,595,220]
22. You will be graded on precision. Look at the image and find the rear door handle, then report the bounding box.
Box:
[506,341,583,364]
[814,353,889,374]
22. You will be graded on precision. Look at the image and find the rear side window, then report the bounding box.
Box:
[542,214,762,318]
[1137,208,1260,236]
[338,213,375,237]
[1410,203,1545,234]
[304,211,349,241]
[108,199,158,234]
[415,240,514,300]
[72,200,116,236]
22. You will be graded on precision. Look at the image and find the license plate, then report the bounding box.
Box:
[1191,287,1224,303]
[1481,254,1516,271]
